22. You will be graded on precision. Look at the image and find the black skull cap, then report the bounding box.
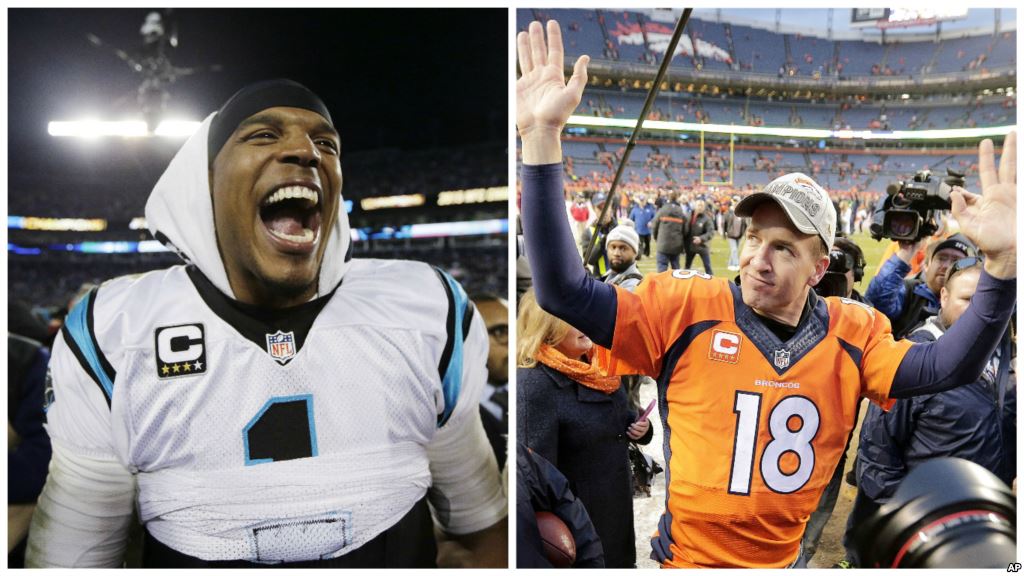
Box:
[208,79,333,164]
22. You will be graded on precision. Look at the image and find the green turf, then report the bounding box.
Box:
[637,231,891,291]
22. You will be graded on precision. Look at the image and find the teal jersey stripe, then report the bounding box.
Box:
[437,269,469,427]
[64,290,115,401]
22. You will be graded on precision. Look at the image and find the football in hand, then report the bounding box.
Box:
[536,511,576,568]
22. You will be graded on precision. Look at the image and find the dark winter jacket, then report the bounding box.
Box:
[723,210,747,240]
[517,364,653,568]
[651,203,685,256]
[685,210,715,252]
[8,334,52,504]
[855,315,1016,506]
[516,443,605,568]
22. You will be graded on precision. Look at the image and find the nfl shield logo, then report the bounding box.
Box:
[266,330,296,364]
[773,349,791,370]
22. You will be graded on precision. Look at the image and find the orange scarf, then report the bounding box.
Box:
[535,344,621,394]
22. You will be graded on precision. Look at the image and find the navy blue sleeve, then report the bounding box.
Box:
[865,254,911,322]
[857,329,932,503]
[8,346,53,503]
[890,271,1016,398]
[518,444,605,568]
[520,163,618,348]
[855,398,920,503]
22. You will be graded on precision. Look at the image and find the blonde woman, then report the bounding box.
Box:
[516,289,652,568]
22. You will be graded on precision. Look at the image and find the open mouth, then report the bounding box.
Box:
[259,185,322,252]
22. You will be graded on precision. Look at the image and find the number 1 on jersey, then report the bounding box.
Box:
[728,392,820,495]
[244,395,319,465]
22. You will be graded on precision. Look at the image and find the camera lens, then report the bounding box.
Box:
[814,272,848,298]
[885,211,920,240]
[854,458,1016,568]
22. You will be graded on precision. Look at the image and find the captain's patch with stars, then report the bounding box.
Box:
[155,324,207,378]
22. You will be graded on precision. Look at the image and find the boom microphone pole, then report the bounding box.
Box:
[582,8,693,268]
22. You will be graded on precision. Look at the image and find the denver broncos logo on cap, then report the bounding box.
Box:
[792,175,821,190]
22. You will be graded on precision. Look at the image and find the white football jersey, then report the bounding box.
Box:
[43,259,503,563]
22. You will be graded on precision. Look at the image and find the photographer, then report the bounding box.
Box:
[843,257,1016,567]
[866,233,976,339]
[579,192,618,277]
[813,236,869,303]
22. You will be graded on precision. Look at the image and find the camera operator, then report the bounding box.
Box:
[873,211,954,279]
[866,233,977,339]
[813,236,869,303]
[842,257,1016,567]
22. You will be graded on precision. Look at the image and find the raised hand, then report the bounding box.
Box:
[517,20,589,164]
[952,131,1017,278]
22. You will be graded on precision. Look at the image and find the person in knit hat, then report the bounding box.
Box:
[602,225,643,292]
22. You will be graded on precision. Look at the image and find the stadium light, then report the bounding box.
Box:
[48,120,148,138]
[565,115,1015,141]
[154,120,202,137]
[48,119,202,138]
[881,126,1016,140]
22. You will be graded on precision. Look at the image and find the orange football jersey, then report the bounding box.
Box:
[595,270,913,568]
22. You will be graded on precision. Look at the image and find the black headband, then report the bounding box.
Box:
[207,79,333,164]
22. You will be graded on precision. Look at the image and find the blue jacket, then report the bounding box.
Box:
[854,316,1016,506]
[516,442,605,568]
[628,204,656,236]
[865,255,939,334]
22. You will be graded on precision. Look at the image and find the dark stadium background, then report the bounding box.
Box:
[8,8,508,330]
[515,7,1016,568]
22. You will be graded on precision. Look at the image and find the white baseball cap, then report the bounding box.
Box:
[735,172,836,251]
